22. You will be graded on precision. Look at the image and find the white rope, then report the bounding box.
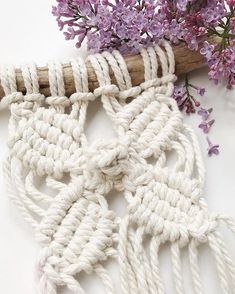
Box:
[188,239,204,294]
[1,42,235,294]
[150,237,166,294]
[208,233,230,294]
[171,242,184,294]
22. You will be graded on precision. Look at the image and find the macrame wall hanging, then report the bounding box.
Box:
[0,41,235,294]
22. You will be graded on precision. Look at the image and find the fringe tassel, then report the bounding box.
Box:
[150,237,166,294]
[119,216,138,294]
[215,231,235,290]
[208,233,230,294]
[171,242,184,294]
[188,239,204,294]
[94,264,115,294]
[118,216,235,294]
[129,227,158,294]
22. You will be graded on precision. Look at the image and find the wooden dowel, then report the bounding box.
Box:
[0,37,220,99]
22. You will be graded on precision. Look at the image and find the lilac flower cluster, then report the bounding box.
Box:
[158,0,227,50]
[198,107,219,156]
[173,74,204,114]
[201,40,235,89]
[52,0,227,52]
[53,0,235,87]
[174,78,219,156]
[52,0,164,54]
[198,0,235,89]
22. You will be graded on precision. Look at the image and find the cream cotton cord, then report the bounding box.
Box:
[0,41,235,294]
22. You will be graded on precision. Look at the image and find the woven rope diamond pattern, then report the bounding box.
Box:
[1,42,235,294]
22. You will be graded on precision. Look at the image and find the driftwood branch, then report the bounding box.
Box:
[0,37,220,99]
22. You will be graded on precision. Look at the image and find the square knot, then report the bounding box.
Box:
[86,138,130,178]
[24,93,45,103]
[0,92,24,110]
[46,96,71,107]
[93,85,119,97]
[140,74,177,91]
[70,92,96,103]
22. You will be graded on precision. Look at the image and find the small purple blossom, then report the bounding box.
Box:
[173,85,186,101]
[189,84,206,96]
[198,119,215,133]
[173,75,203,114]
[197,87,206,96]
[202,43,235,89]
[227,0,235,9]
[200,41,215,61]
[231,17,235,34]
[198,107,213,121]
[176,0,190,11]
[207,137,220,157]
[200,3,227,26]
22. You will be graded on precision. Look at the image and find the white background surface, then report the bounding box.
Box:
[0,1,235,293]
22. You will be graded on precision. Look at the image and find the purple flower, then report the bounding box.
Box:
[174,75,206,113]
[164,19,182,44]
[205,44,235,89]
[201,3,227,26]
[198,107,213,121]
[173,85,186,99]
[200,41,215,60]
[176,0,188,11]
[149,19,164,38]
[133,12,148,30]
[231,17,235,34]
[207,137,220,157]
[189,84,206,96]
[198,119,215,133]
[227,0,235,9]
[187,37,199,51]
[197,87,206,96]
